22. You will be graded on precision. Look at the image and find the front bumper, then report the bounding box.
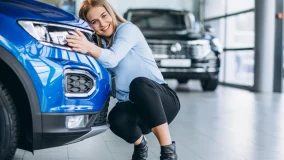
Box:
[160,67,219,79]
[156,57,220,79]
[40,122,109,149]
[66,124,110,145]
[37,98,110,149]
[40,111,109,149]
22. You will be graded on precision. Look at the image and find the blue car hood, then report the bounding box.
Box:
[0,0,90,29]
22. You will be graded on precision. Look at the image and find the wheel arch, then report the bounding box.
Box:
[0,46,42,151]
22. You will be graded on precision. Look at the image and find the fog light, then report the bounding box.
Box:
[66,115,89,129]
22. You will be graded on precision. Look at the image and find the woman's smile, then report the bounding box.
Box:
[101,24,110,32]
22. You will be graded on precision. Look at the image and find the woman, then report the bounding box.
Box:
[66,0,180,159]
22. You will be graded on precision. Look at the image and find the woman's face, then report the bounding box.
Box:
[86,6,114,39]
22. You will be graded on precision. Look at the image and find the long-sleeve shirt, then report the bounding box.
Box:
[97,22,165,102]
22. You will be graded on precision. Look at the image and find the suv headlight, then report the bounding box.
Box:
[18,20,93,50]
[187,40,212,58]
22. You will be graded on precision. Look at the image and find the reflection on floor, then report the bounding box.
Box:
[13,80,284,160]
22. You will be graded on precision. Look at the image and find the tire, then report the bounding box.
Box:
[200,78,218,91]
[177,79,189,84]
[0,81,19,160]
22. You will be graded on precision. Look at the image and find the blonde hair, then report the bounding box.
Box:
[79,0,127,47]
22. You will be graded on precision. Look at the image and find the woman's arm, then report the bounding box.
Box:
[66,23,139,68]
[66,29,101,58]
[96,23,139,68]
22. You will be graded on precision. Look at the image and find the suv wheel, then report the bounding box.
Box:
[200,78,218,91]
[177,79,189,84]
[0,81,18,160]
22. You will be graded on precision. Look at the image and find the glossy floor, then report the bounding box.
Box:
[13,80,284,160]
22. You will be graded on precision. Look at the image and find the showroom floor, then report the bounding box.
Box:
[13,80,284,160]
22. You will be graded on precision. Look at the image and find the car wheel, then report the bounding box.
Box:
[0,81,19,160]
[200,78,218,91]
[177,79,189,84]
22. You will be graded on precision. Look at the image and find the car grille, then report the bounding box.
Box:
[66,74,94,93]
[64,69,96,98]
[92,98,109,127]
[148,40,211,59]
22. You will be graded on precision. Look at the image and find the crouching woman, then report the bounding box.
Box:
[66,0,180,159]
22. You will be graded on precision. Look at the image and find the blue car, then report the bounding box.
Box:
[0,0,111,160]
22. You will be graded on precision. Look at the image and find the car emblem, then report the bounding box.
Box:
[170,43,182,53]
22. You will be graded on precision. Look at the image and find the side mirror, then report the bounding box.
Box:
[205,24,215,33]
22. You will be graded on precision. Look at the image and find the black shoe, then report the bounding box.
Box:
[160,141,178,160]
[132,136,148,160]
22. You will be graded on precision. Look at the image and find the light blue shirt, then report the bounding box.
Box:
[97,22,165,102]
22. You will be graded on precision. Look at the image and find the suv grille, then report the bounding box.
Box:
[148,40,211,59]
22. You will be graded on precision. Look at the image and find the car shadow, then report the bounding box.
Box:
[166,79,205,93]
[174,84,204,93]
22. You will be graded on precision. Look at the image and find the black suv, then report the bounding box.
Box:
[124,9,223,91]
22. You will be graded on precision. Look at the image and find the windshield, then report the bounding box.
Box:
[130,11,187,30]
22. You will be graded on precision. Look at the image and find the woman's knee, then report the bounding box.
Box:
[129,77,150,91]
[108,105,140,143]
[108,109,125,127]
[108,106,136,130]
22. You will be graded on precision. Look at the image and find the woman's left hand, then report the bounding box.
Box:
[66,29,93,54]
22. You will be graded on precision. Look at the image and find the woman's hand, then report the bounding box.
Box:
[66,29,93,54]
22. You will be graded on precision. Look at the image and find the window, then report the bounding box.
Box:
[131,11,186,30]
[204,0,226,19]
[219,52,225,82]
[205,18,225,46]
[227,0,254,14]
[204,0,255,88]
[225,51,254,86]
[226,12,255,48]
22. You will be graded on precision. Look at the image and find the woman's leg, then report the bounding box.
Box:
[108,101,149,160]
[129,77,180,160]
[108,101,142,143]
[129,77,180,145]
[152,123,172,146]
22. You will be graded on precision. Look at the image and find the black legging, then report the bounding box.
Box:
[108,77,180,143]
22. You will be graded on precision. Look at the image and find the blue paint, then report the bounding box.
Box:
[0,0,111,113]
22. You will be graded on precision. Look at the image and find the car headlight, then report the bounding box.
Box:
[212,38,223,53]
[187,40,212,58]
[18,20,93,50]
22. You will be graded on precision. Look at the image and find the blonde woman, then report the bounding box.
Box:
[66,0,180,159]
